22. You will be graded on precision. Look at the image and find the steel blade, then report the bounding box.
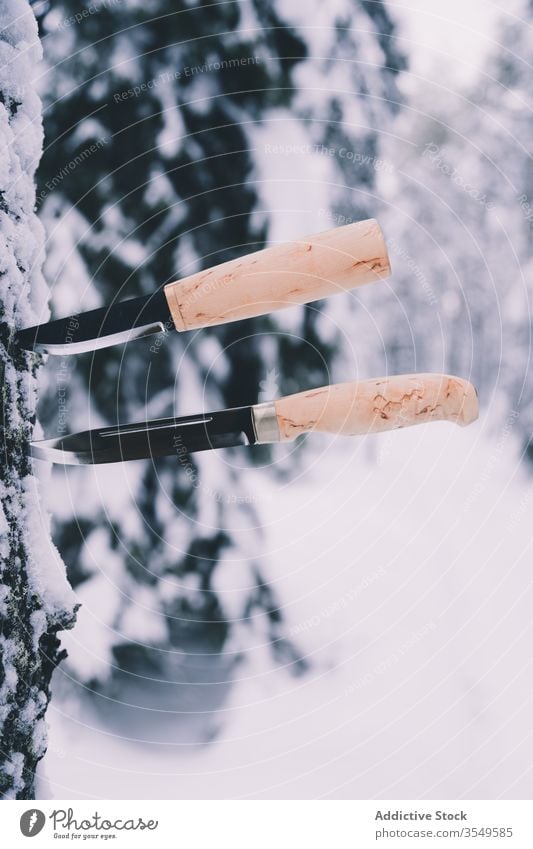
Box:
[15,290,174,355]
[30,406,257,465]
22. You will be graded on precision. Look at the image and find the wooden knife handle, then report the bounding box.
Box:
[270,374,479,442]
[164,219,390,331]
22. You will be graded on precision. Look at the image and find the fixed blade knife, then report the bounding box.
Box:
[15,219,390,356]
[30,374,479,465]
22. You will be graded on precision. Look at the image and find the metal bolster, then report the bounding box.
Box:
[251,401,281,445]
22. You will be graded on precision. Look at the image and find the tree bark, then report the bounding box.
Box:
[0,0,77,800]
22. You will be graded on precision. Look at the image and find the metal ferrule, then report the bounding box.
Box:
[251,401,281,445]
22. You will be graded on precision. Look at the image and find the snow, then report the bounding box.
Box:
[0,638,19,731]
[2,751,24,799]
[32,717,48,759]
[250,111,339,244]
[0,501,10,560]
[211,548,259,620]
[0,583,9,617]
[59,586,119,684]
[21,475,78,617]
[39,201,102,314]
[58,529,124,681]
[388,0,520,88]
[156,83,186,159]
[40,422,533,798]
[120,586,168,643]
[0,0,48,324]
[29,609,47,652]
[0,0,41,53]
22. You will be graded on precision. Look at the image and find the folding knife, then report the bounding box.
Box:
[30,374,479,465]
[15,219,390,356]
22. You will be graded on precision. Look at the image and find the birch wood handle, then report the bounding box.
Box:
[164,219,390,331]
[274,374,479,442]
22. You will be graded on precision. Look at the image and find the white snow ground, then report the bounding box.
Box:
[39,421,533,799]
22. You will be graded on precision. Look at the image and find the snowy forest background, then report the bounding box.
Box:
[18,0,533,797]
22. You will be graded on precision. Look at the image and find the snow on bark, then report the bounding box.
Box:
[0,0,77,799]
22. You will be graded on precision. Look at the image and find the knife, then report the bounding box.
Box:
[29,374,478,465]
[14,219,390,356]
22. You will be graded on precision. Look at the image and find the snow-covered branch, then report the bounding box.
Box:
[0,0,77,800]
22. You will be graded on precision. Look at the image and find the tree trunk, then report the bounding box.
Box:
[0,0,77,800]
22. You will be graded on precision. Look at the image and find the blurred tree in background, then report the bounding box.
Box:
[374,2,533,451]
[31,0,404,739]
